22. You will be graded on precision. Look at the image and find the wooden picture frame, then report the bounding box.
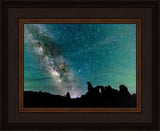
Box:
[19,18,141,112]
[0,0,159,130]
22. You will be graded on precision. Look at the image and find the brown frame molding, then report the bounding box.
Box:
[19,19,141,112]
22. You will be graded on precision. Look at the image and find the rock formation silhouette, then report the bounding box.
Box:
[24,82,136,107]
[66,92,71,99]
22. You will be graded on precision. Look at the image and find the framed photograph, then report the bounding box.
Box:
[19,19,141,112]
[0,0,159,130]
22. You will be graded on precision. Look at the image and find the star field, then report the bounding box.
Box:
[24,23,136,98]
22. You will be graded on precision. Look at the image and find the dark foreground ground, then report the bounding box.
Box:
[24,82,136,108]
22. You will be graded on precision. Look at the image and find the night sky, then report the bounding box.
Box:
[24,23,136,98]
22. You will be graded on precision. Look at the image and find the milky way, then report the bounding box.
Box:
[24,24,82,98]
[24,24,136,97]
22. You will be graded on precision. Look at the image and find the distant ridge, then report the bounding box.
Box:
[24,82,136,107]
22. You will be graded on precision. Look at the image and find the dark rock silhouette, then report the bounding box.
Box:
[119,85,130,96]
[87,82,93,92]
[66,92,71,99]
[24,82,136,108]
